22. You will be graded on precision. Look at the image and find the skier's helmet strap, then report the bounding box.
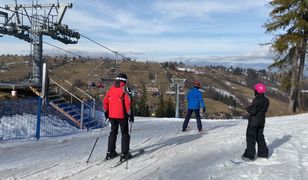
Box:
[116,73,128,82]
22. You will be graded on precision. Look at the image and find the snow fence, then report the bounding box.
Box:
[0,97,80,141]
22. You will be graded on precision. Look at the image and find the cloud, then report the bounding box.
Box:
[1,0,170,35]
[153,0,270,19]
[0,0,275,69]
[0,40,29,55]
[63,1,171,35]
[0,31,272,60]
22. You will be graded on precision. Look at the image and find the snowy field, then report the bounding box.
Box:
[0,113,308,180]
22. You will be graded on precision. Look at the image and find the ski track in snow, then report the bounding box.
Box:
[0,114,308,180]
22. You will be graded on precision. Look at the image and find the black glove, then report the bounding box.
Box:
[104,111,109,119]
[129,114,134,123]
[203,108,206,113]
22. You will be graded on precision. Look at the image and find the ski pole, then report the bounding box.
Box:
[86,123,104,163]
[125,121,133,169]
[129,120,133,133]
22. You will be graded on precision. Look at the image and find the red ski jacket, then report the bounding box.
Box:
[103,82,131,119]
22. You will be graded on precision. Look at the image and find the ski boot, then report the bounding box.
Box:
[257,155,269,159]
[241,155,255,162]
[120,152,132,162]
[105,151,118,160]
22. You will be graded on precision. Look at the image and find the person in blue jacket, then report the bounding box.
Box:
[182,80,206,132]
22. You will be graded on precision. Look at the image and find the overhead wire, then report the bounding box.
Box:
[79,34,128,60]
[0,4,135,79]
[0,5,131,60]
[43,41,83,58]
[0,6,130,59]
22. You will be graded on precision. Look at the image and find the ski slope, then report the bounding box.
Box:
[1,114,308,180]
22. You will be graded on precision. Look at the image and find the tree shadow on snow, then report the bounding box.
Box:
[268,135,292,157]
[138,123,238,156]
[205,122,238,132]
[139,133,204,156]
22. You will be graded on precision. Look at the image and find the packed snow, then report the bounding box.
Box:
[176,67,195,72]
[224,81,237,89]
[213,87,233,97]
[224,81,232,86]
[1,113,308,180]
[175,67,204,74]
[213,87,240,103]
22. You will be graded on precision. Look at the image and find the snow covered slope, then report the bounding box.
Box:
[0,114,308,180]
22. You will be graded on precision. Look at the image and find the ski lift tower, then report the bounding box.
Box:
[0,1,80,84]
[171,78,186,118]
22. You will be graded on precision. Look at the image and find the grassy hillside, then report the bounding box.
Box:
[0,55,31,82]
[0,55,302,117]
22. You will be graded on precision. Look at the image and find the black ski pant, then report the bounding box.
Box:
[243,124,268,159]
[107,118,130,154]
[182,109,202,131]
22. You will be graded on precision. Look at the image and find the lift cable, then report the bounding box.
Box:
[0,6,130,61]
[1,5,134,80]
[79,33,128,60]
[43,41,83,58]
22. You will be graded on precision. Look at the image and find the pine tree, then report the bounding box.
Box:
[265,0,308,112]
[245,69,259,89]
[165,98,175,117]
[132,98,140,116]
[155,93,165,117]
[138,83,150,117]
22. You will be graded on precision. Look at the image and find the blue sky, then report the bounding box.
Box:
[0,0,276,67]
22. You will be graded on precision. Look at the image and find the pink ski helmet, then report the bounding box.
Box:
[254,83,267,94]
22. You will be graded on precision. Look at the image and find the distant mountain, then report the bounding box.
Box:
[168,56,272,70]
[184,60,271,70]
[176,58,308,77]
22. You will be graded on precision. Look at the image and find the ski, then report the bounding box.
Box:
[230,157,255,165]
[95,154,119,165]
[229,159,243,165]
[95,149,145,166]
[111,149,145,168]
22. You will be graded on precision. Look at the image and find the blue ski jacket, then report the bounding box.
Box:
[187,87,206,110]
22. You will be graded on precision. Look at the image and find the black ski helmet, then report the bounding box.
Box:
[116,73,128,82]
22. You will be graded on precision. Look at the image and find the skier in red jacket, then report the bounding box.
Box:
[103,73,134,162]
